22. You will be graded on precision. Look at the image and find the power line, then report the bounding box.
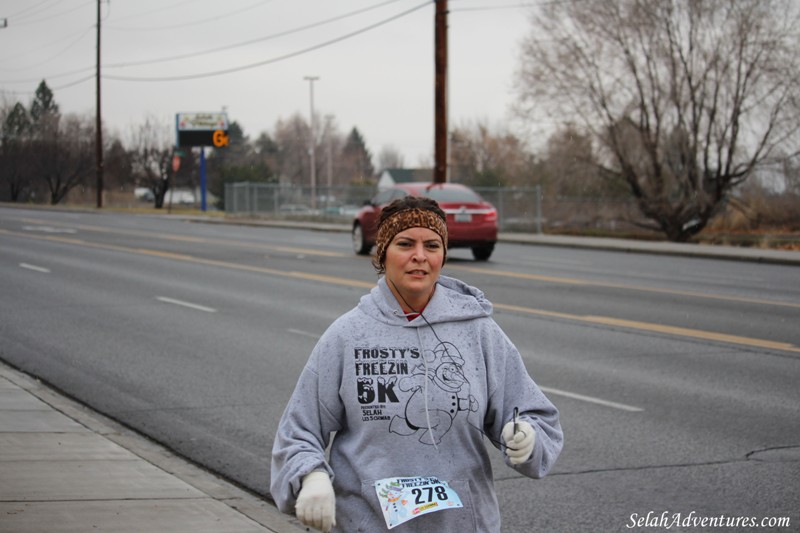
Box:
[450,0,577,12]
[105,0,212,24]
[0,65,95,85]
[103,1,429,82]
[0,73,95,96]
[451,3,536,11]
[5,0,62,21]
[1,1,416,84]
[0,28,93,72]
[107,0,276,32]
[11,0,94,27]
[103,0,406,69]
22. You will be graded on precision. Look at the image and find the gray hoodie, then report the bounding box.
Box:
[271,275,563,532]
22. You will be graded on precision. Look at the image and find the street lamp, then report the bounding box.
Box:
[304,76,319,210]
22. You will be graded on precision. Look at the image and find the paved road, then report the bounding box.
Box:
[1,207,797,532]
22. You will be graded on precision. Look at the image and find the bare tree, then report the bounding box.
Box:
[319,115,346,187]
[22,81,94,205]
[538,124,626,197]
[377,145,404,174]
[449,120,535,187]
[516,0,800,241]
[274,113,311,186]
[32,113,95,205]
[128,115,174,208]
[273,113,350,189]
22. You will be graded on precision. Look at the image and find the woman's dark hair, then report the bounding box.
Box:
[378,195,446,226]
[372,195,448,273]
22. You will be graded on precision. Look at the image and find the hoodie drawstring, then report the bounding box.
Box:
[392,308,438,452]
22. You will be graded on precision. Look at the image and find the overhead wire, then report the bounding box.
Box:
[105,0,212,24]
[105,0,275,31]
[103,0,407,68]
[10,0,94,27]
[451,4,537,11]
[449,0,576,12]
[1,0,429,95]
[103,1,430,82]
[0,28,94,72]
[4,0,63,22]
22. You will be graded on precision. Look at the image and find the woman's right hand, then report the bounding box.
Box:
[296,470,336,532]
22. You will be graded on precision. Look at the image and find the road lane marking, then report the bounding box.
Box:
[19,263,50,273]
[449,265,800,310]
[494,303,800,354]
[10,219,797,307]
[539,386,644,412]
[273,246,344,258]
[17,217,346,258]
[21,225,77,234]
[156,296,217,313]
[4,228,799,354]
[288,329,320,339]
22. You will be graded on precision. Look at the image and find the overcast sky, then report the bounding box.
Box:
[0,0,536,166]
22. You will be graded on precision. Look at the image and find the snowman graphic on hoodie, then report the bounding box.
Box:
[390,341,478,445]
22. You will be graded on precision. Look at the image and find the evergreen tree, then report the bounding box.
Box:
[29,81,59,125]
[340,127,374,184]
[1,102,33,201]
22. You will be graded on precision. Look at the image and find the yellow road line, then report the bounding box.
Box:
[449,265,800,310]
[4,228,798,353]
[14,218,797,308]
[494,303,800,354]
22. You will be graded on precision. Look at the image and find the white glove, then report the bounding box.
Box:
[502,420,536,465]
[295,470,336,532]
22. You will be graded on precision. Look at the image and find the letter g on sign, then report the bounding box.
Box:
[213,129,229,147]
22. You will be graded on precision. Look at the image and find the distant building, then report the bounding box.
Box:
[377,168,433,190]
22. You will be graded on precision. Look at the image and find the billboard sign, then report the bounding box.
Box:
[176,112,229,147]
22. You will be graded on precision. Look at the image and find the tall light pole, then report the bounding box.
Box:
[304,76,319,210]
[95,0,104,208]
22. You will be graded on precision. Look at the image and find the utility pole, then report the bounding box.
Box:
[304,76,319,209]
[434,0,448,183]
[95,0,104,208]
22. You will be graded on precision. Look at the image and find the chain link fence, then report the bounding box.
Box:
[224,182,647,234]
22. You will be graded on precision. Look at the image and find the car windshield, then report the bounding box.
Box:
[424,187,482,203]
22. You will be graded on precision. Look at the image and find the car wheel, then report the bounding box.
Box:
[352,223,371,255]
[471,243,494,261]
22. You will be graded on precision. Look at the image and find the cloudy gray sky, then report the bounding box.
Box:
[0,0,536,165]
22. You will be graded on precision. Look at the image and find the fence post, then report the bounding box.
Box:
[254,183,259,215]
[498,188,505,231]
[535,184,542,234]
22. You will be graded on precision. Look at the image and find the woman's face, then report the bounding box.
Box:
[384,226,445,311]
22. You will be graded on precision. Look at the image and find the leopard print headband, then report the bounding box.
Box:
[375,208,448,266]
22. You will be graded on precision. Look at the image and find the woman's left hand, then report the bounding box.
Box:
[502,421,536,465]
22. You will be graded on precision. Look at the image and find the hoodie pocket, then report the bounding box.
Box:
[361,478,478,532]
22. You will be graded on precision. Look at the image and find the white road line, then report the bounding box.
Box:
[19,263,50,273]
[288,328,320,339]
[156,296,217,313]
[540,386,644,412]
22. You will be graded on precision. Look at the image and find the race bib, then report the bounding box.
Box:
[374,476,463,529]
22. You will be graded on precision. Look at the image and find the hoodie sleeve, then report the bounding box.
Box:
[269,327,346,513]
[483,321,563,479]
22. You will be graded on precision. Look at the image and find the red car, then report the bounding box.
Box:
[352,182,498,261]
